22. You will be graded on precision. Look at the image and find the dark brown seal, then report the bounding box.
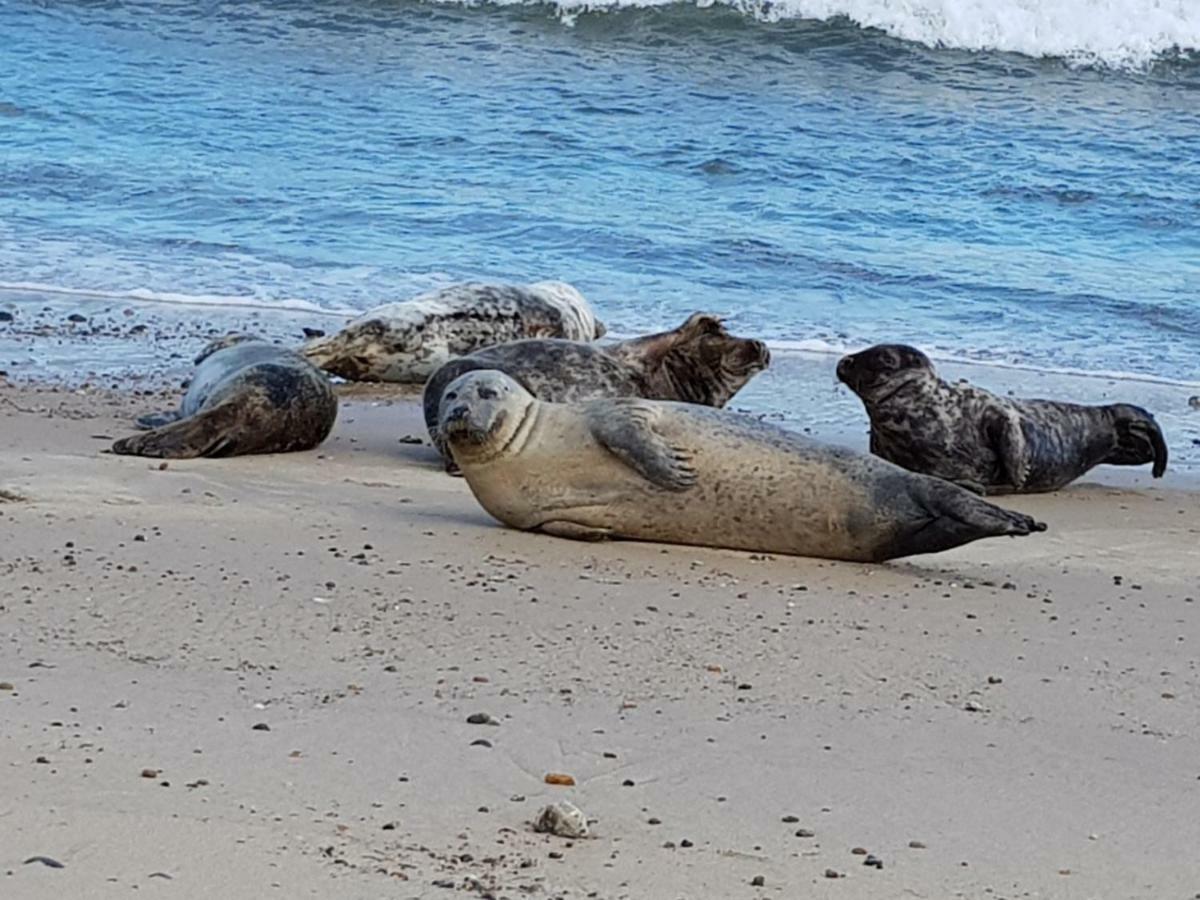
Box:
[422,313,769,468]
[837,344,1168,494]
[112,335,338,458]
[438,370,1046,563]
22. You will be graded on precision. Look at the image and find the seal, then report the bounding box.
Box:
[836,344,1169,494]
[111,335,338,458]
[301,281,605,383]
[421,313,770,467]
[438,370,1046,563]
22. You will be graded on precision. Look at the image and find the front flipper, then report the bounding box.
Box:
[112,402,245,459]
[987,408,1030,491]
[586,401,698,492]
[539,520,612,542]
[135,410,182,430]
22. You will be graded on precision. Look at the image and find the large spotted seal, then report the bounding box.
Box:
[302,281,604,383]
[422,313,769,467]
[837,344,1168,494]
[112,335,337,458]
[438,370,1046,563]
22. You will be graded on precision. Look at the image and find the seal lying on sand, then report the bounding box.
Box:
[112,335,337,458]
[837,344,1168,494]
[422,313,769,467]
[302,281,605,383]
[438,370,1046,563]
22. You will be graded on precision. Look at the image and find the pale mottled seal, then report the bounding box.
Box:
[112,335,337,458]
[302,281,605,383]
[837,344,1168,494]
[422,313,769,467]
[438,370,1046,563]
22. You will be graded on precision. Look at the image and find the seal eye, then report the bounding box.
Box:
[445,391,458,401]
[882,350,900,370]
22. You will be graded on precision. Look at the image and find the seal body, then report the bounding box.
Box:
[302,281,605,383]
[837,344,1168,494]
[422,313,769,466]
[112,335,337,458]
[439,370,1046,563]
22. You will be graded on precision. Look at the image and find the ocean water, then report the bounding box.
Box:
[2,0,1199,468]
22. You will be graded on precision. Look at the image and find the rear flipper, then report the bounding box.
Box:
[112,402,247,459]
[1105,405,1168,478]
[881,478,1047,560]
[135,410,182,430]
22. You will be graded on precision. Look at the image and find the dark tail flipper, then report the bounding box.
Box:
[881,476,1047,561]
[112,402,245,459]
[1105,405,1168,478]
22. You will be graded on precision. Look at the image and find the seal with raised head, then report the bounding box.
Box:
[422,313,770,467]
[438,370,1046,563]
[112,335,337,458]
[837,344,1169,494]
[302,281,605,383]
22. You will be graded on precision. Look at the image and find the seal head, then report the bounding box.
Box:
[439,370,535,466]
[836,344,932,398]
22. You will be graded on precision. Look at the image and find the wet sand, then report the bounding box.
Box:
[2,378,1198,899]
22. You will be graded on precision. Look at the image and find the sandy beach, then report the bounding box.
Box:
[2,378,1198,899]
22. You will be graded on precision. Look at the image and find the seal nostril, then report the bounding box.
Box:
[477,387,498,400]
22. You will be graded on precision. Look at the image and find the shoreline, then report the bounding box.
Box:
[2,378,1199,898]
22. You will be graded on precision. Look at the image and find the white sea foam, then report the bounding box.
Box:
[0,281,362,318]
[452,0,1200,69]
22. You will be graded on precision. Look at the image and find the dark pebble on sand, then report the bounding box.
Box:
[67,313,86,323]
[382,822,396,830]
[0,311,12,322]
[988,675,1003,684]
[622,779,635,787]
[824,869,840,879]
[35,756,50,764]
[647,817,661,825]
[737,683,753,690]
[864,854,883,868]
[432,878,455,888]
[680,839,693,848]
[466,712,500,726]
[548,851,563,860]
[302,328,326,338]
[795,828,815,838]
[252,722,270,731]
[908,840,927,849]
[782,815,799,823]
[23,856,64,869]
[751,875,765,886]
[851,847,868,855]
[470,739,492,748]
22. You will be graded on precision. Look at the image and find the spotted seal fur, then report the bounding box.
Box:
[837,344,1168,493]
[438,370,1046,563]
[302,281,604,383]
[112,335,337,458]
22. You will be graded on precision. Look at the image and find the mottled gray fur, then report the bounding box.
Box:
[112,335,338,458]
[438,370,1046,563]
[837,344,1168,494]
[302,281,604,383]
[422,312,769,467]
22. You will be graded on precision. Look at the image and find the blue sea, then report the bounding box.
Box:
[2,0,1199,469]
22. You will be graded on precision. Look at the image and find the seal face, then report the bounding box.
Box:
[111,336,338,458]
[439,370,1046,563]
[422,312,769,467]
[837,344,1169,494]
[301,281,605,383]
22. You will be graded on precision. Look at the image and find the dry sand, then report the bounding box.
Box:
[2,380,1198,899]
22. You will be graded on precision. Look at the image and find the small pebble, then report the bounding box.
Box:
[544,773,576,786]
[466,712,500,726]
[851,847,868,855]
[647,817,661,825]
[680,839,693,848]
[140,767,160,778]
[824,869,840,879]
[622,779,635,787]
[470,739,492,748]
[0,682,13,691]
[252,722,270,731]
[864,854,882,868]
[548,851,563,860]
[533,802,589,839]
[987,675,1003,684]
[908,840,927,849]
[795,828,815,838]
[781,815,799,823]
[750,875,765,886]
